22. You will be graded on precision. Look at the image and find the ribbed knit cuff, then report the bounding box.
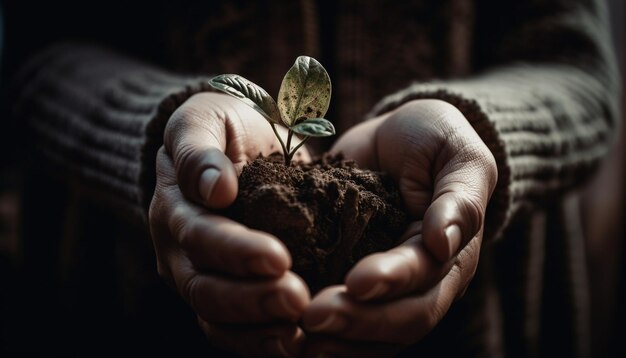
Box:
[13,44,214,227]
[368,64,616,242]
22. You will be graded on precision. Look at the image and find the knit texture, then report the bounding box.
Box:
[13,44,213,226]
[368,0,620,243]
[369,65,617,242]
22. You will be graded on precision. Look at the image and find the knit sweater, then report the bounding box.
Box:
[9,0,620,356]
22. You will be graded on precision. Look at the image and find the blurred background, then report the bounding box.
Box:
[0,0,624,356]
[583,0,626,356]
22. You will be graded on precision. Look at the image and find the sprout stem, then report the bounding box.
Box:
[270,123,289,161]
[286,131,294,156]
[286,136,310,164]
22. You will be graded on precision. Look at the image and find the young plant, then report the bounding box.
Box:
[208,56,334,165]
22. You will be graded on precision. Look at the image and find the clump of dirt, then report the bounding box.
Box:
[225,153,408,293]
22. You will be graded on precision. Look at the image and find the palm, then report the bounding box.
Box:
[356,117,439,221]
[299,100,497,355]
[332,99,495,259]
[330,111,435,221]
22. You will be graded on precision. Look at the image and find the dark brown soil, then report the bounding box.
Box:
[225,153,408,293]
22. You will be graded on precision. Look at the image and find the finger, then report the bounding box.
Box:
[164,94,240,208]
[179,146,239,209]
[344,231,454,302]
[170,253,310,323]
[423,135,496,262]
[422,186,486,263]
[156,150,291,277]
[372,99,496,263]
[168,197,291,276]
[198,318,305,357]
[303,270,460,345]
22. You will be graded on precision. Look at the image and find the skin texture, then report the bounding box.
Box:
[149,93,497,356]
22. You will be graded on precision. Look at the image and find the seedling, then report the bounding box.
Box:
[208,56,334,165]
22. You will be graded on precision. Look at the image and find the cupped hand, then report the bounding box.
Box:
[301,99,497,356]
[148,92,311,357]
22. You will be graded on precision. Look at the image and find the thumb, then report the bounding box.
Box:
[164,94,238,209]
[175,146,238,209]
[422,157,496,262]
[422,190,484,263]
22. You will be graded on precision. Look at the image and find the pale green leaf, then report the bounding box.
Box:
[277,56,331,127]
[208,74,281,124]
[290,118,335,137]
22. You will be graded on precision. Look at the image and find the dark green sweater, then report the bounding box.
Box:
[8,0,620,356]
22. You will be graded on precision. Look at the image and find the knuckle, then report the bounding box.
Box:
[149,190,167,224]
[174,141,199,175]
[148,194,161,224]
[148,201,161,230]
[154,147,179,187]
[148,192,171,235]
[155,146,168,167]
[150,185,186,236]
[182,274,203,314]
[164,108,190,152]
[450,191,485,240]
[168,204,192,245]
[464,194,486,231]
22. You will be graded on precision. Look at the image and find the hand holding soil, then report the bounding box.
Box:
[149,92,312,356]
[300,99,498,355]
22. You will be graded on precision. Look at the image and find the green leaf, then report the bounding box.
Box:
[277,56,331,127]
[290,118,335,137]
[208,74,281,124]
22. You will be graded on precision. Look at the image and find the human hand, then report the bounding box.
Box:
[148,92,311,356]
[301,99,497,356]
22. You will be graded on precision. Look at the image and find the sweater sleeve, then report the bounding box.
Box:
[367,0,621,241]
[12,44,214,227]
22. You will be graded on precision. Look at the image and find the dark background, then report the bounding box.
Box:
[0,0,624,356]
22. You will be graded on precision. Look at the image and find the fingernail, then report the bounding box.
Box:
[357,282,388,301]
[445,224,462,258]
[247,257,283,276]
[263,338,291,357]
[199,168,220,203]
[262,292,301,320]
[307,313,348,332]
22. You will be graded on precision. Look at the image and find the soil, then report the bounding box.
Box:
[224,153,408,293]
